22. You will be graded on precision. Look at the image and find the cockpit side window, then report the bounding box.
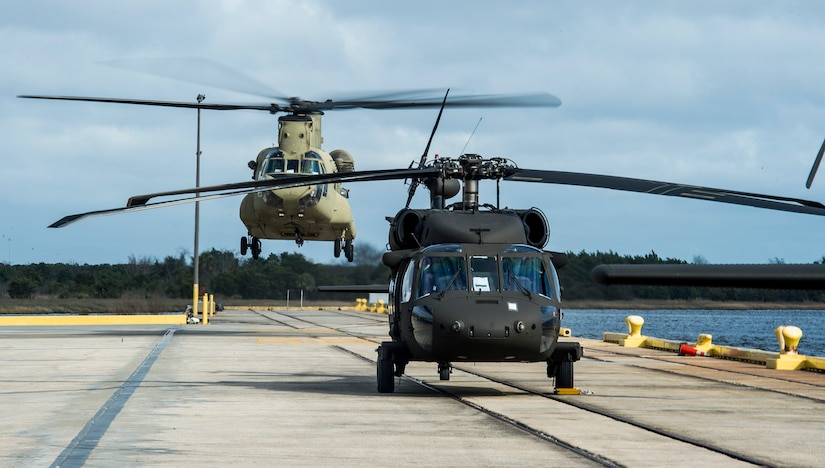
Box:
[400,260,416,303]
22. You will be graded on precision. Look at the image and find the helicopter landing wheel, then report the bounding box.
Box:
[344,238,354,263]
[438,362,451,381]
[240,236,249,256]
[377,343,395,393]
[333,237,342,258]
[251,237,262,259]
[555,361,574,389]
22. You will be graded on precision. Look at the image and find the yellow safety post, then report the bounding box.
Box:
[202,293,209,325]
[623,315,646,347]
[767,326,805,370]
[695,333,713,353]
[377,299,388,313]
[209,294,215,316]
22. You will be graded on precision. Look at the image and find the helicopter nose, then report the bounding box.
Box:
[427,300,545,360]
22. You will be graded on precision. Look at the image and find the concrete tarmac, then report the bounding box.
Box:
[1,308,823,467]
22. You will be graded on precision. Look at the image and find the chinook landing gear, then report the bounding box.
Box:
[333,237,354,262]
[240,235,262,259]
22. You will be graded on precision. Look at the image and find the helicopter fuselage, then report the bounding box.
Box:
[239,114,358,259]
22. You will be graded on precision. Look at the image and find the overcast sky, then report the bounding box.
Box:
[3,1,825,267]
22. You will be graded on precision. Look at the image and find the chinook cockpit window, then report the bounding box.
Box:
[301,152,322,175]
[260,152,285,177]
[259,152,324,177]
[417,256,467,297]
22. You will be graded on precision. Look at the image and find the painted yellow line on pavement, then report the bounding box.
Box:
[0,314,186,326]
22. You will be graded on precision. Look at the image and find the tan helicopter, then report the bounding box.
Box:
[241,113,358,261]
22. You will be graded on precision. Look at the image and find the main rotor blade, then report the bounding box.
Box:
[127,168,440,207]
[323,92,561,110]
[806,137,825,189]
[592,263,825,290]
[103,57,563,110]
[18,95,279,112]
[49,189,253,228]
[19,90,561,114]
[50,167,440,228]
[506,168,825,217]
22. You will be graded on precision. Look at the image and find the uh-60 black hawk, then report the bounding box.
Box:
[23,82,825,394]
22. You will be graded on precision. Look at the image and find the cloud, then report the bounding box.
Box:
[4,1,825,266]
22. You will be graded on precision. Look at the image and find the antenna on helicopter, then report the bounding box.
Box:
[459,117,483,156]
[405,89,450,208]
[806,137,825,189]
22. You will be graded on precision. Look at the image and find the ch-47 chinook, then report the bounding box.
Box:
[21,86,559,262]
[26,87,825,394]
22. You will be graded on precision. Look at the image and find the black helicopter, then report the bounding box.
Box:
[23,80,825,393]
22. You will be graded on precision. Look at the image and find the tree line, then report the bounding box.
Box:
[1,245,823,303]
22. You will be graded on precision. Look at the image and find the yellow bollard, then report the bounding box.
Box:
[377,299,388,313]
[202,293,209,325]
[209,294,215,316]
[622,315,646,347]
[626,315,644,337]
[767,326,805,370]
[695,333,713,353]
[776,325,802,354]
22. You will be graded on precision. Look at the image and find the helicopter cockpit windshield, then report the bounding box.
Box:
[418,254,467,297]
[411,244,555,300]
[259,151,324,178]
[502,255,550,297]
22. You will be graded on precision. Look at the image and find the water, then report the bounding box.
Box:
[561,309,825,357]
